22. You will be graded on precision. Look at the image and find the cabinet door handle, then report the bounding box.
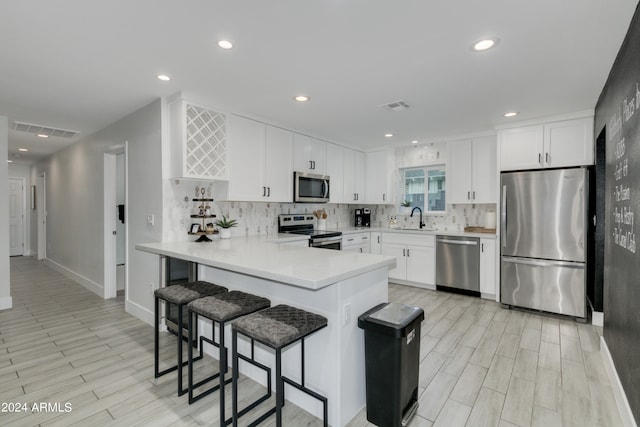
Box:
[262,186,266,197]
[403,248,406,257]
[468,191,471,200]
[312,160,316,169]
[407,248,410,257]
[473,191,476,200]
[546,152,550,164]
[359,248,363,253]
[538,153,543,166]
[378,235,380,244]
[309,160,313,170]
[481,243,484,252]
[383,193,386,201]
[267,187,271,197]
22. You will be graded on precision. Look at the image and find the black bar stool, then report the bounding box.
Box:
[230,304,328,427]
[187,291,271,425]
[154,281,228,396]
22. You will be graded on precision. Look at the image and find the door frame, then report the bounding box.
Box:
[37,173,46,260]
[8,177,26,256]
[103,144,128,300]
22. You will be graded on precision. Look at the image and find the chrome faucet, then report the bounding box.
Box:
[410,207,425,229]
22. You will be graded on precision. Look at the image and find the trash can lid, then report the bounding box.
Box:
[358,302,425,336]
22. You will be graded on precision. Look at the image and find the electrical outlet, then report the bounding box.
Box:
[146,214,155,226]
[343,303,352,326]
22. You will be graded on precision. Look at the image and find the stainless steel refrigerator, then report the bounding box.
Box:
[500,168,588,318]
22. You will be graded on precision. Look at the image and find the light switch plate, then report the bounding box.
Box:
[146,214,155,226]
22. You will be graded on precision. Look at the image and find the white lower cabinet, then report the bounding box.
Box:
[370,232,382,254]
[479,238,496,297]
[342,232,371,253]
[381,233,435,287]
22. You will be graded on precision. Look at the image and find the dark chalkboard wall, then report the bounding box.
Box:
[595,3,640,423]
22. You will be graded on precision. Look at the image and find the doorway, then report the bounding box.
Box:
[8,177,25,256]
[104,146,127,300]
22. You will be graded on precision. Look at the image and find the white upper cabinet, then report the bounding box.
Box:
[264,126,294,202]
[343,148,365,203]
[226,115,292,202]
[293,134,326,175]
[326,143,345,203]
[447,136,496,204]
[169,98,229,180]
[365,150,395,204]
[499,117,594,171]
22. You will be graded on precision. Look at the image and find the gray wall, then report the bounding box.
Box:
[595,3,640,423]
[31,99,163,323]
[0,116,10,310]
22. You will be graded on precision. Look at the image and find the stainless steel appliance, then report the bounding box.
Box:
[278,214,342,250]
[355,208,371,227]
[293,172,330,203]
[436,236,480,292]
[501,168,587,318]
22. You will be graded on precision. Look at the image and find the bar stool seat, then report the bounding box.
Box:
[231,304,328,427]
[154,281,228,396]
[187,291,271,425]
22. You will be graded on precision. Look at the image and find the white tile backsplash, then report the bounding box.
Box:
[164,140,497,240]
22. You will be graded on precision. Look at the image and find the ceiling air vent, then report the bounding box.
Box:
[380,100,410,112]
[13,121,79,138]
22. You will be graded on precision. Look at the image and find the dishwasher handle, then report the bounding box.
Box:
[436,238,478,246]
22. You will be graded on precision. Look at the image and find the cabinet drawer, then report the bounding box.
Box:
[383,233,435,246]
[342,233,370,245]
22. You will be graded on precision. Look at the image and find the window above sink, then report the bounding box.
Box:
[401,165,446,214]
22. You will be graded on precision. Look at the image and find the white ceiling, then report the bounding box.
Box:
[2,0,638,165]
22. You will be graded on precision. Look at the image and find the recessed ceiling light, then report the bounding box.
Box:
[473,38,498,51]
[18,148,28,152]
[37,134,48,138]
[411,140,419,144]
[218,40,233,50]
[504,111,518,117]
[7,160,13,163]
[294,95,310,102]
[157,74,171,81]
[384,133,394,138]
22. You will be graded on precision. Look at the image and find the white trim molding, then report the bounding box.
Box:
[0,296,13,310]
[125,299,153,327]
[592,311,604,327]
[44,258,103,297]
[601,336,638,427]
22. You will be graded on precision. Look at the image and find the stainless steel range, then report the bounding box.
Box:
[278,214,342,250]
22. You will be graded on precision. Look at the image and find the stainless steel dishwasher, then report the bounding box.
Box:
[436,235,480,291]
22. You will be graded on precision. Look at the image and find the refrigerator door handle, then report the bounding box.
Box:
[501,185,507,248]
[502,257,585,269]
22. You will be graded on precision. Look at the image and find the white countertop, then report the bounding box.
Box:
[136,235,395,290]
[340,226,497,239]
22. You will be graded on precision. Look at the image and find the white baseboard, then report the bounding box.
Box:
[125,299,153,327]
[600,337,638,427]
[592,311,604,327]
[45,258,104,298]
[0,296,13,311]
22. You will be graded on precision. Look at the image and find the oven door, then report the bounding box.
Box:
[294,172,330,203]
[310,236,342,250]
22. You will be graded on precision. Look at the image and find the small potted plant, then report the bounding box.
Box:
[215,215,237,239]
[400,200,412,214]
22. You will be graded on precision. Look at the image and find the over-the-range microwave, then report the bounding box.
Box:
[293,171,330,203]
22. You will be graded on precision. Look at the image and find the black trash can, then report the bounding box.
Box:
[358,302,425,427]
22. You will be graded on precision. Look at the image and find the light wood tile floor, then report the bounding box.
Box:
[2,257,623,426]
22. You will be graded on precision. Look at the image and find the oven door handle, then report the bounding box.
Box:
[311,236,342,245]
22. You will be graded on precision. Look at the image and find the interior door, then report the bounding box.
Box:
[8,178,24,256]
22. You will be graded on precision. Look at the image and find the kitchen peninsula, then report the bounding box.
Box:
[136,236,395,427]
